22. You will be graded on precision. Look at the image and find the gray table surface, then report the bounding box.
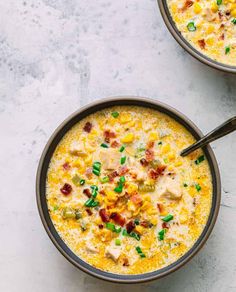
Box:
[0,0,235,291]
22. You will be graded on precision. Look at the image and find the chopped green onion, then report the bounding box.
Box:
[72,174,80,185]
[92,169,100,176]
[84,198,99,207]
[106,222,121,233]
[100,176,109,183]
[90,186,98,198]
[84,198,94,207]
[93,162,101,171]
[114,226,122,233]
[53,205,59,211]
[114,177,125,193]
[111,111,119,118]
[80,179,85,185]
[130,232,140,241]
[134,219,140,225]
[135,246,146,258]
[114,185,123,193]
[158,229,167,241]
[91,185,98,191]
[225,46,230,54]
[136,246,142,253]
[137,145,146,152]
[121,156,126,165]
[195,155,205,165]
[158,141,163,145]
[120,176,125,184]
[217,0,222,5]
[162,214,174,222]
[195,184,201,192]
[122,229,140,241]
[119,145,125,152]
[183,183,188,187]
[101,143,109,148]
[163,158,168,164]
[232,18,236,25]
[106,222,115,231]
[187,21,196,32]
[122,229,129,236]
[75,210,82,220]
[115,238,121,246]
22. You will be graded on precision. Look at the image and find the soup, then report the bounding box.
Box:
[167,0,236,66]
[46,106,212,274]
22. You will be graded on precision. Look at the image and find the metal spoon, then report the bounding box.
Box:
[180,116,236,157]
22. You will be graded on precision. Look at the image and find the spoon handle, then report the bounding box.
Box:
[180,116,236,157]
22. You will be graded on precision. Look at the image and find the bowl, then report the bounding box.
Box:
[157,0,236,74]
[36,96,221,283]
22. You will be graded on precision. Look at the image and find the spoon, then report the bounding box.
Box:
[180,116,236,157]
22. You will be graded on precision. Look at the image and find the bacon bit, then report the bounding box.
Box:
[162,222,170,229]
[157,165,166,175]
[85,167,93,179]
[104,130,116,143]
[118,166,129,175]
[122,258,130,267]
[111,140,120,148]
[62,162,71,170]
[145,149,154,162]
[198,39,206,50]
[148,168,159,180]
[108,170,119,182]
[157,203,165,213]
[193,198,197,206]
[126,220,135,233]
[99,189,106,196]
[83,122,92,133]
[83,188,91,198]
[140,220,153,228]
[147,141,154,149]
[180,0,193,12]
[99,208,110,223]
[60,183,72,195]
[218,11,223,20]
[86,209,93,216]
[220,23,225,29]
[130,194,143,205]
[219,33,224,40]
[140,158,148,167]
[98,224,104,229]
[110,212,126,226]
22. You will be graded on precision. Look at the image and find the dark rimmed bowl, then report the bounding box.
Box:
[36,96,221,283]
[158,0,236,74]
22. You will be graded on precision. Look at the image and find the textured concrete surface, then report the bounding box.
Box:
[0,0,235,291]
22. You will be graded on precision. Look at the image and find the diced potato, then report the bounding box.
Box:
[159,176,182,200]
[69,141,86,156]
[99,148,121,170]
[105,246,121,262]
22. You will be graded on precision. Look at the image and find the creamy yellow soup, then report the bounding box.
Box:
[167,0,236,66]
[47,106,212,275]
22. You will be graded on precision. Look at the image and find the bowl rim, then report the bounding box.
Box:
[157,0,236,74]
[36,96,221,283]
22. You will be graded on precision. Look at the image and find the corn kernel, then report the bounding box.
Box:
[162,144,170,154]
[193,2,202,13]
[149,132,158,141]
[120,113,132,124]
[121,133,134,143]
